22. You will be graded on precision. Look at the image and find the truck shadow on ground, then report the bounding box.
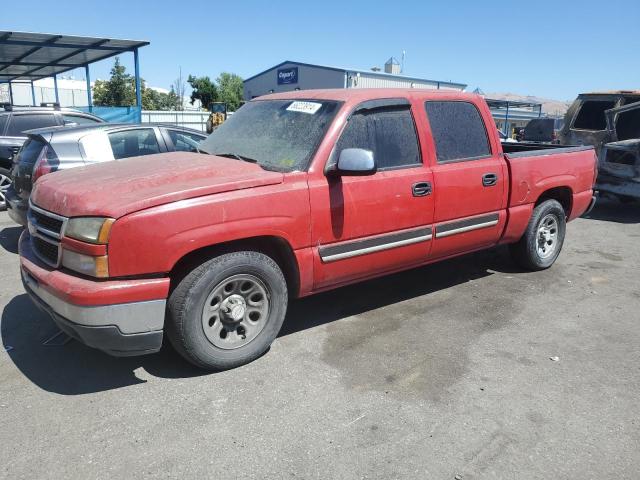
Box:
[582,197,640,224]
[2,246,519,396]
[0,226,22,254]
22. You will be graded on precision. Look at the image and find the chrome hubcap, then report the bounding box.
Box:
[0,173,10,205]
[537,214,558,259]
[201,274,270,349]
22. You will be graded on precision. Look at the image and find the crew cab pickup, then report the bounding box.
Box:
[19,89,597,370]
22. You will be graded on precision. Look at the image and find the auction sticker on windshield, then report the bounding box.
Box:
[286,101,323,114]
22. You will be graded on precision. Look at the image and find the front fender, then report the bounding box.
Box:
[107,182,311,277]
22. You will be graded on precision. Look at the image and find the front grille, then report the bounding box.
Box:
[31,209,63,235]
[9,146,20,156]
[28,203,67,268]
[32,236,59,265]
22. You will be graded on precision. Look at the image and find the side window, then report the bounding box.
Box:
[167,129,204,152]
[0,115,7,134]
[425,101,491,163]
[572,100,616,130]
[62,114,102,125]
[334,107,421,170]
[107,129,161,160]
[6,114,58,136]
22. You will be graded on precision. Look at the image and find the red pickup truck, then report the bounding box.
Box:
[19,89,597,370]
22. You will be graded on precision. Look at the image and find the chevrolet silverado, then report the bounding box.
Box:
[19,89,597,370]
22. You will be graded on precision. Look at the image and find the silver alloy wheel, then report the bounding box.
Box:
[537,213,558,259]
[201,273,270,350]
[0,172,10,207]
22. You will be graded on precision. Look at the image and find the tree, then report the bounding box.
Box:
[216,72,244,111]
[172,68,186,111]
[165,87,180,110]
[187,75,218,109]
[93,57,136,106]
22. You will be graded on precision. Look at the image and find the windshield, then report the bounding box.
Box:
[199,99,341,171]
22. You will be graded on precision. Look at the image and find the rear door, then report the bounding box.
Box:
[423,100,508,258]
[309,99,435,289]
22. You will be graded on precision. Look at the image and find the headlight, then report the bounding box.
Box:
[61,249,109,278]
[65,217,115,244]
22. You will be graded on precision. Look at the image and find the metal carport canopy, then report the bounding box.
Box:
[0,31,149,82]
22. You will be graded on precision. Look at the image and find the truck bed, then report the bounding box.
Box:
[504,144,596,215]
[502,142,591,156]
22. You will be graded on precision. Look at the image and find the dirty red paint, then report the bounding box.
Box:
[24,88,597,306]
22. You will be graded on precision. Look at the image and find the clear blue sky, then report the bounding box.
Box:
[3,0,639,100]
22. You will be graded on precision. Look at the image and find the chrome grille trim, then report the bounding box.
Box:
[28,201,68,268]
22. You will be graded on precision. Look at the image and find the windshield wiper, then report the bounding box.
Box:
[214,152,259,164]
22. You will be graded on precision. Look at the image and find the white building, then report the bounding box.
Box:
[0,77,91,106]
[243,60,467,100]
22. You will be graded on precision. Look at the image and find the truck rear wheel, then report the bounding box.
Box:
[166,251,288,370]
[509,199,566,270]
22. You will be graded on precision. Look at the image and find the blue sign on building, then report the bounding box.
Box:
[277,67,298,85]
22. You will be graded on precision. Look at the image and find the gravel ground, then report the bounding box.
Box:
[1,199,639,479]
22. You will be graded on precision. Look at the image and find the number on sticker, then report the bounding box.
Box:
[286,101,323,114]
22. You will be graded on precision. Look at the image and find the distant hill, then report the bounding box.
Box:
[484,92,572,117]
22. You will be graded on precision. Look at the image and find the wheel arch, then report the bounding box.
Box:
[169,235,301,298]
[535,186,573,217]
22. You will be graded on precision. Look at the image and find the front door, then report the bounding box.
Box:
[309,100,435,289]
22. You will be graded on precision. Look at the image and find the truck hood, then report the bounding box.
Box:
[31,152,284,218]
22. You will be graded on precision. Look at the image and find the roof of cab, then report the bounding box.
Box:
[255,88,479,104]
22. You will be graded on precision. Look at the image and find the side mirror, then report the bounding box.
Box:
[331,148,376,176]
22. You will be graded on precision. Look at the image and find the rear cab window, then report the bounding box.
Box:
[333,102,421,170]
[425,101,491,163]
[6,114,58,136]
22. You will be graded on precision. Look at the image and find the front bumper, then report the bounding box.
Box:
[19,231,169,357]
[5,186,27,226]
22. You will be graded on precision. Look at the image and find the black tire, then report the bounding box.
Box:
[0,167,11,212]
[166,251,288,370]
[509,199,566,271]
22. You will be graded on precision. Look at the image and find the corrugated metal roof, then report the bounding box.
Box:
[243,60,467,89]
[0,31,149,82]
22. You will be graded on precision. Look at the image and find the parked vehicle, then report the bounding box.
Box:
[0,104,104,210]
[20,89,597,370]
[6,123,206,226]
[558,91,640,201]
[521,118,556,143]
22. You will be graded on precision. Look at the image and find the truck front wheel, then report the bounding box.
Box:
[509,199,566,270]
[166,251,288,370]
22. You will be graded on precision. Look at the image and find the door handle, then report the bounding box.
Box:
[482,173,498,187]
[412,181,432,197]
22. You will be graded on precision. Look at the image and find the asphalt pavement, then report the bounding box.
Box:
[1,199,639,479]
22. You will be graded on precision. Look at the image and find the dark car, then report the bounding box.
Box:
[558,91,640,201]
[6,122,206,226]
[0,104,104,210]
